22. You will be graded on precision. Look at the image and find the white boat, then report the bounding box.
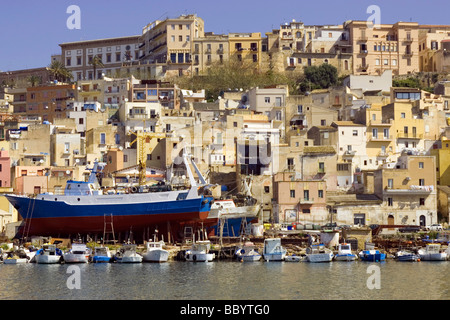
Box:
[91,246,112,263]
[418,243,448,261]
[63,243,91,263]
[143,239,169,263]
[334,243,357,261]
[263,238,286,262]
[114,244,143,263]
[185,240,215,262]
[306,244,334,263]
[3,246,36,264]
[35,244,63,264]
[235,242,261,262]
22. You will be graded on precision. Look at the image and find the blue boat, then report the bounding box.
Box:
[396,250,420,262]
[91,246,113,263]
[358,249,386,262]
[5,154,214,240]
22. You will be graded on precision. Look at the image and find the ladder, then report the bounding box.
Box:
[103,214,116,245]
[22,196,37,243]
[239,218,250,237]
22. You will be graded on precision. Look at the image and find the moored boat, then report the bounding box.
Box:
[418,243,448,261]
[63,243,91,263]
[358,249,386,262]
[334,243,357,261]
[142,238,169,263]
[306,244,334,263]
[263,238,286,262]
[114,244,143,263]
[91,246,112,263]
[35,244,63,264]
[235,241,261,262]
[396,250,420,262]
[185,240,215,262]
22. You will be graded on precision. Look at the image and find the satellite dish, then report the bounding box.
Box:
[66,170,71,175]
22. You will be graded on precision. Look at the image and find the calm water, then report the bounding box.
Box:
[0,260,449,301]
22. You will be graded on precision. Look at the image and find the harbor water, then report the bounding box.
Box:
[0,259,449,300]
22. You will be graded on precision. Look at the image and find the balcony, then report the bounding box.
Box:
[377,151,389,158]
[317,167,325,174]
[385,185,435,195]
[357,64,369,70]
[403,37,413,43]
[357,36,368,42]
[299,197,314,204]
[360,49,369,55]
[397,133,423,139]
[368,134,393,142]
[404,51,414,57]
[343,150,356,157]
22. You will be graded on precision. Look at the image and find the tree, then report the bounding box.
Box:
[89,55,105,80]
[48,60,73,82]
[299,64,339,92]
[27,75,42,87]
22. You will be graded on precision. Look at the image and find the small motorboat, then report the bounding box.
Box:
[306,244,334,263]
[91,246,112,263]
[142,239,169,263]
[63,243,91,263]
[235,242,262,262]
[263,238,286,262]
[334,243,357,261]
[418,243,448,261]
[114,244,143,263]
[185,240,215,262]
[396,250,420,262]
[35,244,63,264]
[358,243,386,262]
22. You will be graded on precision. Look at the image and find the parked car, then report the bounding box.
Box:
[425,224,443,231]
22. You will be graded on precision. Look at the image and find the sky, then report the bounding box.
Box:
[1,0,449,71]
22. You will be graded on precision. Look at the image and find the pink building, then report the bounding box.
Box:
[0,149,11,188]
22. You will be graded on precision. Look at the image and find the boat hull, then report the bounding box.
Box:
[4,258,28,264]
[92,256,112,263]
[307,253,334,263]
[63,254,89,263]
[35,255,62,264]
[185,252,214,262]
[115,256,143,263]
[335,254,357,261]
[263,253,286,262]
[419,253,447,261]
[359,251,386,262]
[143,250,169,263]
[6,193,212,237]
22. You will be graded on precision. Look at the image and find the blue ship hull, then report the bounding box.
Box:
[6,192,213,237]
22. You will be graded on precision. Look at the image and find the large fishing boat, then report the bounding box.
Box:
[5,152,214,239]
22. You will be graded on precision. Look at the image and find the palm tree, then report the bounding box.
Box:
[27,75,42,87]
[89,55,105,79]
[48,60,73,83]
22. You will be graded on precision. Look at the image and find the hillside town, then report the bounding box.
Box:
[1,13,450,243]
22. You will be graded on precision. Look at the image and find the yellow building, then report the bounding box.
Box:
[228,33,262,67]
[431,138,450,186]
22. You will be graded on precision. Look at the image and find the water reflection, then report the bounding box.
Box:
[0,260,449,300]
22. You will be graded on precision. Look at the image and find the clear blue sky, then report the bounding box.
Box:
[0,0,449,71]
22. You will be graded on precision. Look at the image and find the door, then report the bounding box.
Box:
[419,215,426,227]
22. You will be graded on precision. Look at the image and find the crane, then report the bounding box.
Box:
[129,131,167,186]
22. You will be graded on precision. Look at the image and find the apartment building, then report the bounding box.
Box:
[418,25,450,72]
[272,172,328,224]
[192,33,229,75]
[59,35,142,81]
[344,20,419,76]
[26,83,76,123]
[374,154,437,227]
[228,33,262,67]
[139,14,205,77]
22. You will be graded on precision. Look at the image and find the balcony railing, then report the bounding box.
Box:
[299,198,314,204]
[397,133,423,139]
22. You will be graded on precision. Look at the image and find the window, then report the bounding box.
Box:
[265,97,270,103]
[264,186,270,193]
[100,133,106,145]
[321,119,326,126]
[318,162,325,173]
[387,178,393,189]
[318,190,324,198]
[420,198,425,206]
[388,198,393,206]
[419,179,425,186]
[303,190,309,201]
[401,112,406,118]
[290,190,295,198]
[419,162,424,169]
[64,142,70,153]
[353,130,358,136]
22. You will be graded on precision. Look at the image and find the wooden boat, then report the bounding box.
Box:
[35,244,63,264]
[235,242,261,262]
[306,244,334,263]
[142,239,169,263]
[334,243,357,261]
[114,244,143,263]
[396,250,420,262]
[263,238,286,262]
[418,243,448,261]
[185,240,215,262]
